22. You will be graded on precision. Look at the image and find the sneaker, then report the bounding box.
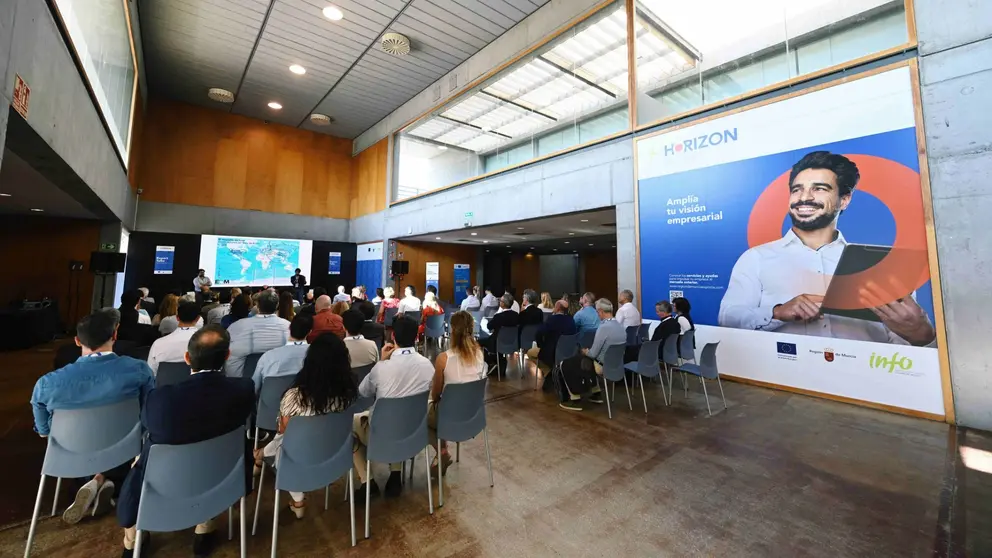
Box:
[384,471,403,498]
[558,401,583,412]
[353,480,380,505]
[586,392,604,404]
[92,480,115,517]
[63,479,99,525]
[430,452,454,480]
[192,531,217,558]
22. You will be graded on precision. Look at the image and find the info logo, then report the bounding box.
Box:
[776,342,797,361]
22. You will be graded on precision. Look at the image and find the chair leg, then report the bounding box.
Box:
[496,354,502,381]
[51,477,61,517]
[667,366,674,406]
[437,439,444,508]
[325,485,330,511]
[700,376,712,416]
[456,442,460,463]
[425,447,434,515]
[134,529,143,558]
[409,457,415,481]
[240,497,247,558]
[639,375,648,414]
[623,375,633,411]
[482,427,495,487]
[348,469,356,547]
[270,489,280,558]
[228,506,233,541]
[603,378,613,419]
[717,376,728,409]
[252,463,265,535]
[658,371,668,407]
[364,461,371,539]
[252,427,259,490]
[24,474,45,558]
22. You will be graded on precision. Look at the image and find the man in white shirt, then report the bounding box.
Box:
[481,288,498,309]
[615,289,642,331]
[252,314,312,393]
[460,287,481,311]
[333,286,351,304]
[718,151,935,346]
[193,269,212,292]
[147,301,201,374]
[206,291,232,326]
[226,290,291,378]
[342,309,379,369]
[396,285,422,315]
[352,316,433,502]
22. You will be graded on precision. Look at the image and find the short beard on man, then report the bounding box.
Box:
[789,201,839,232]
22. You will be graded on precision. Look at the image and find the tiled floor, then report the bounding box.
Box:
[0,341,983,557]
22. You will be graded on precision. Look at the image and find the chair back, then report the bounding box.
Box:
[404,310,421,322]
[44,399,142,478]
[634,340,662,378]
[275,409,355,493]
[554,333,578,365]
[242,352,264,380]
[353,396,375,413]
[424,314,445,339]
[698,342,720,379]
[637,323,651,342]
[436,379,487,444]
[578,329,596,350]
[352,363,375,383]
[383,307,398,327]
[128,346,151,362]
[482,306,497,319]
[679,329,696,361]
[137,427,247,532]
[542,311,551,322]
[625,325,640,346]
[600,344,627,382]
[495,325,519,355]
[367,391,430,464]
[256,375,296,431]
[519,324,540,351]
[156,361,191,388]
[661,334,680,367]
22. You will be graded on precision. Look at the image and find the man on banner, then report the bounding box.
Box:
[718,151,935,346]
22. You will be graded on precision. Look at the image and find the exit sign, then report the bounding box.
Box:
[100,243,117,251]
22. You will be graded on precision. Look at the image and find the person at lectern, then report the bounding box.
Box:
[717,151,935,346]
[291,268,307,302]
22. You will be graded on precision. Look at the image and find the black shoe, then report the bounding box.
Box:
[384,471,402,498]
[193,531,217,558]
[586,392,604,404]
[354,479,380,505]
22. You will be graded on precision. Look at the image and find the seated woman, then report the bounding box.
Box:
[429,310,486,477]
[528,300,577,380]
[418,291,445,338]
[253,334,358,519]
[371,288,384,305]
[539,292,555,313]
[221,294,252,329]
[277,290,296,321]
[375,286,400,324]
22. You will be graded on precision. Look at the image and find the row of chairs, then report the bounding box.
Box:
[24,379,495,558]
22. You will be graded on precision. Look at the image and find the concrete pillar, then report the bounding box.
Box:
[615,201,638,297]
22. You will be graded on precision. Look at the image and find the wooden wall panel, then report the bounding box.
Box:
[509,253,541,295]
[137,98,353,219]
[393,241,479,303]
[351,138,388,218]
[583,251,618,304]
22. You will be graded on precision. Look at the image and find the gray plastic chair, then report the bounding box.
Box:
[624,340,667,411]
[404,310,421,323]
[156,361,191,388]
[678,342,727,416]
[578,329,596,350]
[352,363,375,384]
[269,409,359,554]
[678,329,696,362]
[364,391,432,538]
[661,334,682,400]
[383,307,398,327]
[423,314,445,353]
[625,325,640,346]
[25,399,142,558]
[133,426,248,558]
[482,306,497,319]
[251,375,296,532]
[435,379,493,508]
[493,325,519,381]
[600,344,631,419]
[519,324,540,377]
[243,352,265,380]
[637,323,651,342]
[548,333,579,396]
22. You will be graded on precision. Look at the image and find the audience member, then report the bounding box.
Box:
[352,317,434,501]
[221,294,251,329]
[351,286,364,303]
[539,292,554,313]
[503,289,521,313]
[481,287,498,309]
[253,333,359,519]
[460,287,481,311]
[651,300,681,346]
[528,300,577,380]
[573,292,600,334]
[357,301,385,347]
[397,285,422,314]
[251,313,312,393]
[518,290,544,330]
[482,293,519,377]
[615,289,642,331]
[342,309,379,368]
[207,290,232,326]
[159,294,203,335]
[147,301,202,374]
[226,290,291,378]
[428,310,486,478]
[331,300,350,315]
[673,297,694,335]
[138,287,156,316]
[230,287,242,300]
[117,326,254,558]
[308,295,345,343]
[375,287,400,324]
[371,288,384,304]
[117,290,156,344]
[359,285,368,300]
[278,290,296,322]
[558,299,620,411]
[419,292,444,337]
[333,286,350,304]
[152,294,178,328]
[297,287,327,319]
[199,292,221,323]
[31,308,154,525]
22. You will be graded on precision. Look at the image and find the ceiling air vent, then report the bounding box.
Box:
[207,88,235,103]
[310,113,333,126]
[380,32,411,56]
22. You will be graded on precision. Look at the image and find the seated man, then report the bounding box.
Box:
[357,300,385,348]
[572,292,600,335]
[342,309,379,369]
[651,300,681,347]
[206,290,232,326]
[558,299,622,411]
[296,287,326,319]
[308,294,345,343]
[117,326,255,558]
[518,290,544,329]
[30,308,154,525]
[226,290,291,378]
[352,317,434,501]
[527,300,577,383]
[117,289,157,345]
[252,314,312,393]
[482,293,519,377]
[199,291,221,324]
[147,301,202,374]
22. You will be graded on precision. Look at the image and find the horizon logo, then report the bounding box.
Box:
[870,352,913,373]
[664,128,738,156]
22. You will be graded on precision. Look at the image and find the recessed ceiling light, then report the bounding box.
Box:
[437,145,448,150]
[470,232,477,236]
[516,227,524,230]
[506,245,511,248]
[289,64,306,75]
[612,245,616,248]
[530,247,535,249]
[564,241,570,244]
[207,87,235,103]
[553,249,558,251]
[435,237,441,240]
[581,219,589,222]
[268,101,283,110]
[0,193,10,197]
[322,5,344,20]
[30,208,44,212]
[482,240,488,243]
[573,250,578,253]
[568,232,575,236]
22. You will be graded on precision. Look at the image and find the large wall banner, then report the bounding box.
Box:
[356,242,383,295]
[636,65,944,416]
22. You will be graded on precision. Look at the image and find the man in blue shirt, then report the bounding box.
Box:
[30,308,154,525]
[573,292,601,335]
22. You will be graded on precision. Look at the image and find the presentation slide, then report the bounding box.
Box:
[198,235,312,287]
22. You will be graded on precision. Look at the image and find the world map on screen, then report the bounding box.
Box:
[215,237,300,285]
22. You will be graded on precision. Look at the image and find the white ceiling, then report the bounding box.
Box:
[138,0,549,139]
[0,149,98,219]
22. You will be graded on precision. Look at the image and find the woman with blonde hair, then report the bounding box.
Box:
[539,292,554,313]
[331,300,350,315]
[429,310,486,477]
[376,286,400,324]
[418,291,445,338]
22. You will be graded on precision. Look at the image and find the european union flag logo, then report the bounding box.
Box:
[777,342,797,356]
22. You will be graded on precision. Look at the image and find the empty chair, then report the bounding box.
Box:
[423,314,445,353]
[518,324,540,369]
[364,391,433,538]
[156,361,192,388]
[578,329,596,350]
[624,340,667,411]
[270,410,358,554]
[242,353,264,380]
[599,344,631,420]
[678,329,696,362]
[352,363,375,384]
[383,307,398,327]
[678,342,727,416]
[661,334,682,399]
[493,325,520,381]
[637,323,650,342]
[252,375,296,534]
[25,399,142,558]
[625,326,640,346]
[132,427,249,558]
[434,379,493,507]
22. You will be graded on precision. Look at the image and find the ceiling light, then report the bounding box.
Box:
[612,245,616,248]
[564,241,570,244]
[573,250,578,253]
[30,208,44,212]
[310,113,333,126]
[437,145,447,150]
[516,227,525,230]
[207,87,235,103]
[289,64,306,75]
[568,232,575,236]
[322,5,344,20]
[553,249,558,251]
[581,219,589,222]
[483,240,488,243]
[530,247,535,249]
[435,237,441,240]
[268,101,283,110]
[0,193,10,197]
[506,245,511,248]
[470,232,477,236]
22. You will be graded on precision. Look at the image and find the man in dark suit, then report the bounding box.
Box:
[357,300,385,348]
[518,289,544,328]
[291,268,307,303]
[483,293,519,377]
[117,325,254,558]
[651,300,681,348]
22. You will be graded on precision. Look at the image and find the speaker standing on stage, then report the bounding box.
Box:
[291,268,307,302]
[193,269,213,292]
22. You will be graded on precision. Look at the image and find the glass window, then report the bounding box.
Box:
[394,1,631,202]
[53,0,137,165]
[634,0,908,127]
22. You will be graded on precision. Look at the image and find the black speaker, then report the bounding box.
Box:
[90,251,126,274]
[391,260,409,275]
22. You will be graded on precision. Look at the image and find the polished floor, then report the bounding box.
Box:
[0,341,986,557]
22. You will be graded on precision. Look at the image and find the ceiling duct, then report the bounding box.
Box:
[380,32,411,56]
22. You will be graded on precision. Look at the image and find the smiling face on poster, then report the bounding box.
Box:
[636,65,944,416]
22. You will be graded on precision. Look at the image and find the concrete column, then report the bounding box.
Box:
[615,201,638,297]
